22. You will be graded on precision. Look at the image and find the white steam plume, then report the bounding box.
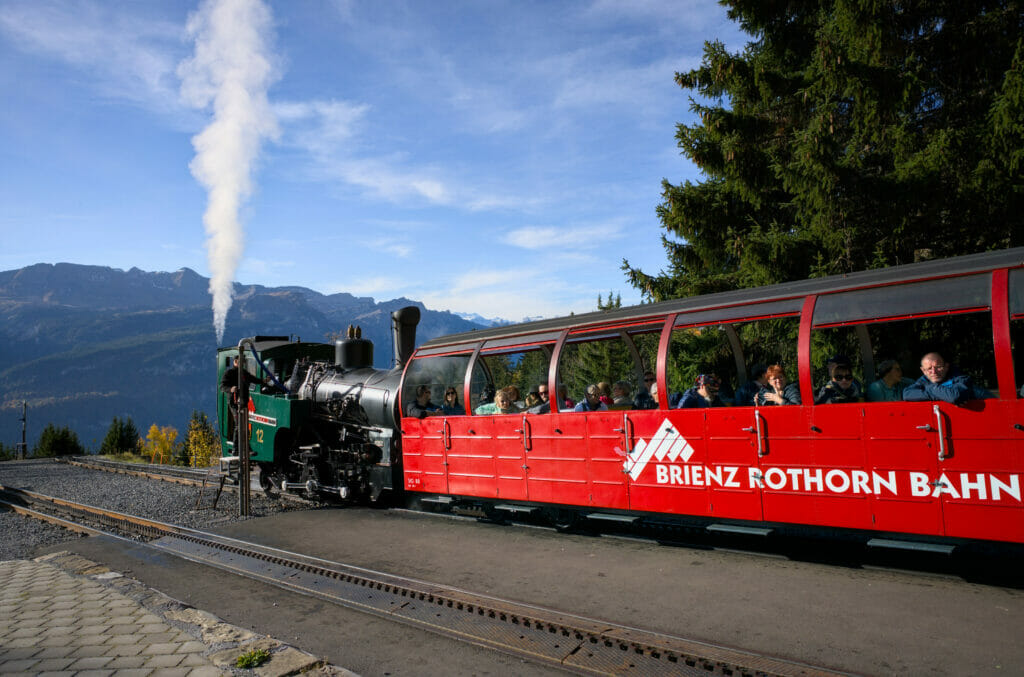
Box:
[178,0,279,343]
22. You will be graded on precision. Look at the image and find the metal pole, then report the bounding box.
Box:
[236,340,254,516]
[19,401,27,460]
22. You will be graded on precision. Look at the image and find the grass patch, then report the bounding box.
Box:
[235,648,271,669]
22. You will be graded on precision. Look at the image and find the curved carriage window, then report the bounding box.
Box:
[814,274,990,326]
[557,323,661,411]
[813,310,998,403]
[1011,268,1024,318]
[402,353,472,416]
[669,317,799,408]
[470,343,553,414]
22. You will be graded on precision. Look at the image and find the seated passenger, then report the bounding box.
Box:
[441,387,464,415]
[477,383,496,405]
[537,384,550,403]
[474,387,519,415]
[597,381,614,406]
[903,352,984,404]
[406,385,442,418]
[523,391,542,409]
[824,355,864,393]
[866,360,914,402]
[574,384,608,412]
[678,374,725,408]
[754,365,801,406]
[814,363,863,404]
[633,373,659,409]
[506,384,523,408]
[609,381,632,409]
[557,384,575,408]
[734,363,767,407]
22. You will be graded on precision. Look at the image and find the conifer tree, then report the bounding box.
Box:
[34,424,84,457]
[625,0,1023,301]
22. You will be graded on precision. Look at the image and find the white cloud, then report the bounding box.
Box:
[365,237,411,258]
[0,1,184,113]
[326,275,402,296]
[502,223,625,251]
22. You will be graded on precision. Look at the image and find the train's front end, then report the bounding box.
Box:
[215,307,420,503]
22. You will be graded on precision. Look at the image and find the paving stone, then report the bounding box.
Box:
[144,652,186,669]
[32,657,76,672]
[105,655,151,669]
[67,654,114,670]
[0,659,41,672]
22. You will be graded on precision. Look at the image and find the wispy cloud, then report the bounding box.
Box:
[0,1,184,113]
[502,222,625,251]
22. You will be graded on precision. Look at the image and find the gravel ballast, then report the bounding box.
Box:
[0,458,311,561]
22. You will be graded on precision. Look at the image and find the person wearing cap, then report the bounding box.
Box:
[574,384,608,412]
[678,374,725,408]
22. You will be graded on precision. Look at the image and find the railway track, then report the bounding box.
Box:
[0,483,844,677]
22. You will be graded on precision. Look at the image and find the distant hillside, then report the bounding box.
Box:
[0,263,483,449]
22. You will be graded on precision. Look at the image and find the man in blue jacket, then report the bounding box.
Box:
[903,352,976,404]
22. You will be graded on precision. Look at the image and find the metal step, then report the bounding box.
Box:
[493,504,537,514]
[585,512,639,524]
[420,496,453,505]
[707,523,774,537]
[867,538,955,554]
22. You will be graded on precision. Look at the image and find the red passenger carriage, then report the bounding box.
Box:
[400,249,1024,546]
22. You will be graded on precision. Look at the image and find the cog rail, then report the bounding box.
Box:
[0,484,847,677]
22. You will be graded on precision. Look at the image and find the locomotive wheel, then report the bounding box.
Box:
[257,464,281,499]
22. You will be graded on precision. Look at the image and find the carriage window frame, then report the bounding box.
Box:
[813,273,991,327]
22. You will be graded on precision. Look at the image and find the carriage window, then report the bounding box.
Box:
[813,311,998,403]
[814,273,990,325]
[557,324,661,411]
[668,317,799,408]
[470,343,553,414]
[402,353,472,416]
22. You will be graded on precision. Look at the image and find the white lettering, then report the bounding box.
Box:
[656,465,668,484]
[909,472,930,496]
[749,467,763,488]
[991,475,1021,502]
[764,468,786,490]
[851,470,869,494]
[804,468,823,492]
[670,464,683,484]
[825,469,850,493]
[723,466,741,488]
[705,465,723,487]
[932,473,961,499]
[786,468,803,491]
[873,471,898,496]
[692,466,703,486]
[959,473,987,500]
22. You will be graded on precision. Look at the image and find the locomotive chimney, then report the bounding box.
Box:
[392,306,420,369]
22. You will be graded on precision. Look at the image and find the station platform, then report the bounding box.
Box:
[0,552,355,676]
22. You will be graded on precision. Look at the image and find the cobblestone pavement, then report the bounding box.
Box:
[0,552,355,677]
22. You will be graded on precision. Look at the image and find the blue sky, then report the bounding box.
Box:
[0,0,745,324]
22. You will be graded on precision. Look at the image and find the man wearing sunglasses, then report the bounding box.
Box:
[814,360,863,404]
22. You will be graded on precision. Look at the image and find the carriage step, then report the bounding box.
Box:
[585,512,639,524]
[420,496,453,505]
[707,524,774,537]
[493,504,537,514]
[867,538,955,554]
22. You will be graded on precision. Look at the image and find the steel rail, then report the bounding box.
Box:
[0,484,847,677]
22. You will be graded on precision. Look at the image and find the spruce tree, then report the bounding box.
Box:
[625,0,1022,301]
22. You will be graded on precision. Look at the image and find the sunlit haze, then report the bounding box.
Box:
[0,0,745,325]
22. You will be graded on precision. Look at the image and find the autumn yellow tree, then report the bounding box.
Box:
[183,410,220,468]
[143,424,178,464]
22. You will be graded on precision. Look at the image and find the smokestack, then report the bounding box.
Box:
[179,0,280,343]
[392,306,421,369]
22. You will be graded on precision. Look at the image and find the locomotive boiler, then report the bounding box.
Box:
[216,306,421,502]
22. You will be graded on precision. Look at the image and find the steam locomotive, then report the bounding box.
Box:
[215,306,421,503]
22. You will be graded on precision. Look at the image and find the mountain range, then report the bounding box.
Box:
[0,263,484,450]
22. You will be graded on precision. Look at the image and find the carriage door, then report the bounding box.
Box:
[400,351,474,495]
[814,275,999,539]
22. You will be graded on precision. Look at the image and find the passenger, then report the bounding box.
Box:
[406,385,443,418]
[609,381,632,409]
[814,363,863,404]
[597,382,614,406]
[866,360,914,402]
[574,384,609,412]
[903,352,982,404]
[475,387,519,415]
[633,372,658,409]
[557,384,575,408]
[734,363,768,407]
[478,383,496,405]
[524,392,542,409]
[823,355,864,392]
[678,374,725,408]
[441,387,464,415]
[537,384,550,403]
[506,385,523,408]
[754,365,801,406]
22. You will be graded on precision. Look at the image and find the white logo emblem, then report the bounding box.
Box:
[623,418,695,480]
